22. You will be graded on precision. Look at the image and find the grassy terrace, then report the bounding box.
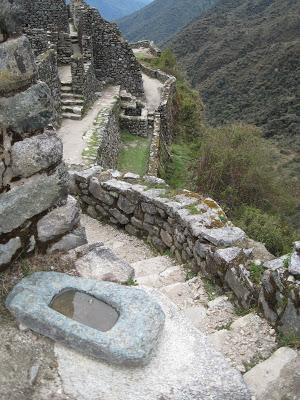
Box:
[117,131,150,176]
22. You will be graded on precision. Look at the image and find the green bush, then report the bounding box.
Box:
[195,123,296,213]
[235,206,296,256]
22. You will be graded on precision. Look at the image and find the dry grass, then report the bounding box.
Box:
[0,252,77,320]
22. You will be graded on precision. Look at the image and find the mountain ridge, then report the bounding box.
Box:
[88,0,151,21]
[117,0,219,45]
[167,0,300,145]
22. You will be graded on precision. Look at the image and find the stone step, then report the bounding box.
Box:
[243,347,299,400]
[62,105,83,115]
[208,313,277,373]
[61,92,83,99]
[61,85,73,92]
[160,278,209,309]
[62,98,84,106]
[62,112,82,121]
[132,256,176,278]
[137,265,186,288]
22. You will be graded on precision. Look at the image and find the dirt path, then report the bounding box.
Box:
[56,86,120,166]
[142,73,163,112]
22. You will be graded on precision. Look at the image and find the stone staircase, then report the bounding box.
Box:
[60,82,84,120]
[80,214,280,377]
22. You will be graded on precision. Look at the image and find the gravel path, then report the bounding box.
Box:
[142,73,163,112]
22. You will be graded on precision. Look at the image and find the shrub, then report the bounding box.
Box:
[195,123,296,213]
[235,206,296,256]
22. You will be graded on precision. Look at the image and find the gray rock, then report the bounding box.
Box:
[279,298,300,336]
[264,255,289,270]
[89,178,114,205]
[0,36,36,95]
[75,243,134,284]
[225,264,256,308]
[160,229,173,247]
[123,172,140,180]
[0,237,21,268]
[70,166,102,184]
[6,272,165,367]
[294,241,300,254]
[37,196,80,243]
[117,195,135,214]
[289,249,300,276]
[54,288,251,400]
[11,132,62,178]
[109,208,129,225]
[48,226,87,253]
[0,165,68,235]
[0,82,55,133]
[244,347,298,400]
[197,227,246,247]
[142,175,166,186]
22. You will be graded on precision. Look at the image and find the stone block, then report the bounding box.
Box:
[48,226,87,253]
[89,178,114,205]
[0,36,36,95]
[109,208,129,225]
[117,195,135,214]
[0,165,68,235]
[0,237,21,269]
[11,132,62,178]
[37,196,80,243]
[0,82,55,134]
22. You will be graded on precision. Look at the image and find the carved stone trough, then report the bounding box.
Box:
[6,272,165,366]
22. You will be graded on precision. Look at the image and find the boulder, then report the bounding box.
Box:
[0,237,21,269]
[11,132,63,178]
[37,196,80,243]
[0,165,68,235]
[74,243,134,284]
[0,82,55,134]
[0,36,36,96]
[47,227,87,253]
[289,242,300,276]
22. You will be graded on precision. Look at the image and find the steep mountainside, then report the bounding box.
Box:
[117,0,219,45]
[88,0,151,21]
[168,0,300,145]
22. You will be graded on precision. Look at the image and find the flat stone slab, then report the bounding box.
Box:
[6,272,165,366]
[54,289,251,400]
[73,243,134,284]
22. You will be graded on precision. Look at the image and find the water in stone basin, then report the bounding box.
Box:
[50,290,119,332]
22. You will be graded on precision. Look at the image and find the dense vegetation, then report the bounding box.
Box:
[140,50,299,256]
[88,0,151,21]
[167,0,300,153]
[117,0,218,45]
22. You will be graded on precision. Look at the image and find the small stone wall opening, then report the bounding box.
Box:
[50,289,119,332]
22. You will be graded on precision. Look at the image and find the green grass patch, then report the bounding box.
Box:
[278,332,300,350]
[117,131,150,176]
[249,262,265,285]
[185,204,201,215]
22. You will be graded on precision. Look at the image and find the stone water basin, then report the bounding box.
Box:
[6,272,165,366]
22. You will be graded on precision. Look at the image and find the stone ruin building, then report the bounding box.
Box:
[0,1,300,399]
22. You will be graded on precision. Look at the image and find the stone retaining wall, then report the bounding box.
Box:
[70,0,144,97]
[36,49,61,124]
[141,64,177,176]
[70,169,300,337]
[81,95,121,169]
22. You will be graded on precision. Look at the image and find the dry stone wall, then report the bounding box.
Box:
[0,19,86,270]
[70,0,144,97]
[130,41,161,57]
[140,64,177,176]
[70,169,300,338]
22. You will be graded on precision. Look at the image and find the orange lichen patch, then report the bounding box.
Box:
[203,198,220,209]
[207,218,226,228]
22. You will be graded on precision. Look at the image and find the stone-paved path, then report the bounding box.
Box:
[142,73,164,112]
[57,86,119,166]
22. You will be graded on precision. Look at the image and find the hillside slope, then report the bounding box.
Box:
[168,0,300,145]
[88,0,151,21]
[117,0,219,45]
